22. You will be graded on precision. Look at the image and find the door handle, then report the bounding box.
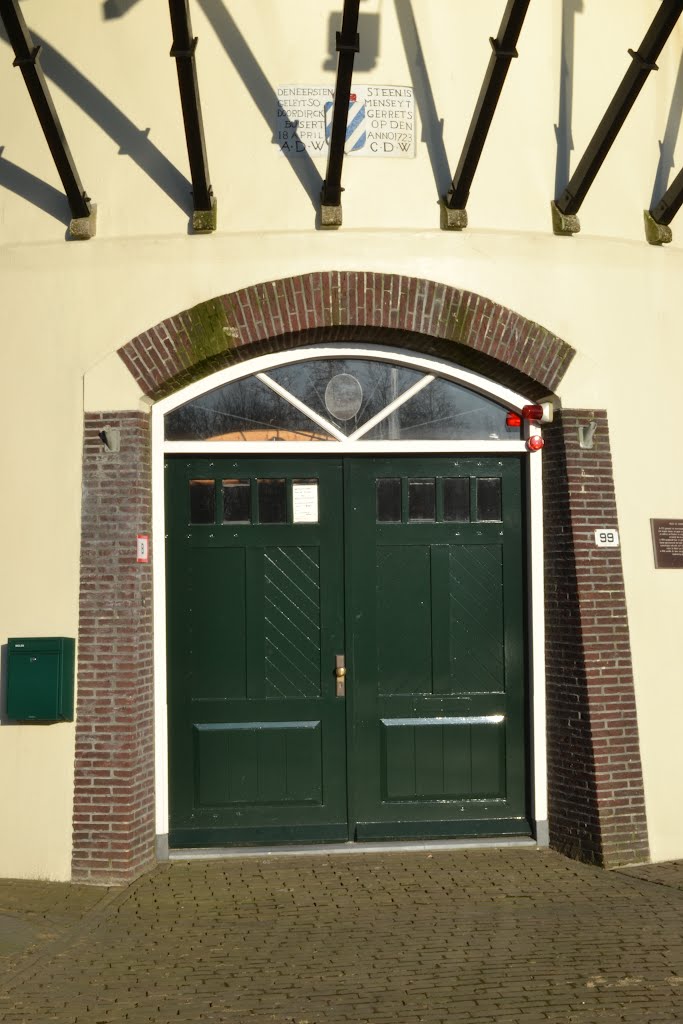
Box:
[335,654,346,697]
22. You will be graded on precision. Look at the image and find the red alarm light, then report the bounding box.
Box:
[506,412,522,427]
[522,404,544,421]
[527,435,544,452]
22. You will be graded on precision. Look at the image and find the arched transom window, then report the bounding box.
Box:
[161,347,531,450]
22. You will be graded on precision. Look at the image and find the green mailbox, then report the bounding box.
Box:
[6,637,75,722]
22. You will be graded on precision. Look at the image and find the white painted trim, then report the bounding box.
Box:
[347,374,434,441]
[152,410,169,836]
[528,425,548,828]
[151,343,547,843]
[155,344,531,417]
[256,372,348,441]
[163,440,529,455]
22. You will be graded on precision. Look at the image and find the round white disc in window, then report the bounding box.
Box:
[324,373,363,421]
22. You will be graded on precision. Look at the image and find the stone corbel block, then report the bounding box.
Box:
[440,204,468,231]
[69,203,97,240]
[551,200,580,236]
[643,210,672,246]
[321,203,343,229]
[192,197,218,233]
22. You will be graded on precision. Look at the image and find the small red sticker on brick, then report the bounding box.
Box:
[136,535,149,563]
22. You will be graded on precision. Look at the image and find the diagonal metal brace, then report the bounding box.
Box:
[0,0,94,231]
[554,0,683,228]
[320,0,361,226]
[442,0,531,227]
[650,166,683,228]
[645,163,683,243]
[168,0,216,231]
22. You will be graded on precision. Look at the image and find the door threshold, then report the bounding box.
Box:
[167,836,537,862]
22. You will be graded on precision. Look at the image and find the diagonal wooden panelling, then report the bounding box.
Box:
[263,546,321,699]
[449,545,505,693]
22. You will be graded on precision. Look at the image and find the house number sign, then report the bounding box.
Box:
[594,529,619,548]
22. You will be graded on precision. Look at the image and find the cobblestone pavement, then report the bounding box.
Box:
[1,848,683,1023]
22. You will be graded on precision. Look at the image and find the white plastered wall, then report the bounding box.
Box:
[1,0,682,877]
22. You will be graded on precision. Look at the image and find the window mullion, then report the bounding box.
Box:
[256,372,347,441]
[347,374,435,441]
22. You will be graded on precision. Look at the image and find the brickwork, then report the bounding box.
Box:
[69,274,650,881]
[118,272,574,401]
[544,410,649,867]
[72,412,155,884]
[4,851,683,1023]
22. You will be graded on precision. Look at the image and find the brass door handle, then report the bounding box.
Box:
[335,654,346,697]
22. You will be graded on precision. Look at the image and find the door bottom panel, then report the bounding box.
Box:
[170,823,351,849]
[354,818,532,841]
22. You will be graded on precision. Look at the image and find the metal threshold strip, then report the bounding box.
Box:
[168,836,537,861]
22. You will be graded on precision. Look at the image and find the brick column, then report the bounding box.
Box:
[72,412,155,884]
[544,410,649,867]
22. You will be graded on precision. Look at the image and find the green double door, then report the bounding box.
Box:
[166,455,529,848]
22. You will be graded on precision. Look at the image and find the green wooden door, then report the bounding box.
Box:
[345,456,528,839]
[166,457,348,847]
[166,454,529,847]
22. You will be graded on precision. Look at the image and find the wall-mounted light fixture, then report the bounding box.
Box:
[100,427,121,453]
[578,420,597,449]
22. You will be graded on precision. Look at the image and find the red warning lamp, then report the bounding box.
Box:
[522,404,544,421]
[527,435,544,452]
[506,412,522,427]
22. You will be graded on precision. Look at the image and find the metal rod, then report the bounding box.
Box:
[555,0,683,216]
[0,0,91,220]
[168,0,213,212]
[650,165,683,226]
[321,0,361,208]
[444,0,530,211]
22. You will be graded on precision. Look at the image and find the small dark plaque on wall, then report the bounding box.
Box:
[651,519,683,568]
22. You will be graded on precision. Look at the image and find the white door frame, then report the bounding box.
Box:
[151,343,547,845]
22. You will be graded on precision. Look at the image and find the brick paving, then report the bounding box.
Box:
[1,848,683,1023]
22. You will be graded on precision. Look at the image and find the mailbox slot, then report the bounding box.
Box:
[6,637,75,722]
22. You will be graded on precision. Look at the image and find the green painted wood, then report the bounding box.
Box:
[346,456,529,839]
[376,545,432,694]
[166,453,529,848]
[449,545,505,693]
[166,457,347,848]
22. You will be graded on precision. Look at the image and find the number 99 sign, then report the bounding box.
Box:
[594,529,620,548]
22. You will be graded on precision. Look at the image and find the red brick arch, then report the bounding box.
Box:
[72,271,650,884]
[117,272,574,400]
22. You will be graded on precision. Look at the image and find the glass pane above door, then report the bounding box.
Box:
[265,359,423,437]
[164,356,523,443]
[362,377,519,441]
[165,375,334,442]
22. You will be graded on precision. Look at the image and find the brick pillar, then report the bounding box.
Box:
[544,410,649,868]
[72,412,155,884]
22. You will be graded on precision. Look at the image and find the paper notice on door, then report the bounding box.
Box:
[292,482,319,523]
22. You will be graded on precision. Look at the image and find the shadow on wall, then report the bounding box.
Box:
[196,0,323,211]
[0,145,71,225]
[102,0,143,17]
[324,5,380,73]
[394,0,451,200]
[649,48,683,208]
[0,19,192,217]
[554,0,583,198]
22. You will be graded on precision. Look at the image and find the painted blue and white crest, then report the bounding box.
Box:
[324,95,367,153]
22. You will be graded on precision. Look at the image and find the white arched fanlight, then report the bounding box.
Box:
[155,344,536,454]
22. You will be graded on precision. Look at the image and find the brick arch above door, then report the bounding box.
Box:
[72,272,651,885]
[117,272,575,402]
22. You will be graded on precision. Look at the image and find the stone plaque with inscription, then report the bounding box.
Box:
[651,519,683,568]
